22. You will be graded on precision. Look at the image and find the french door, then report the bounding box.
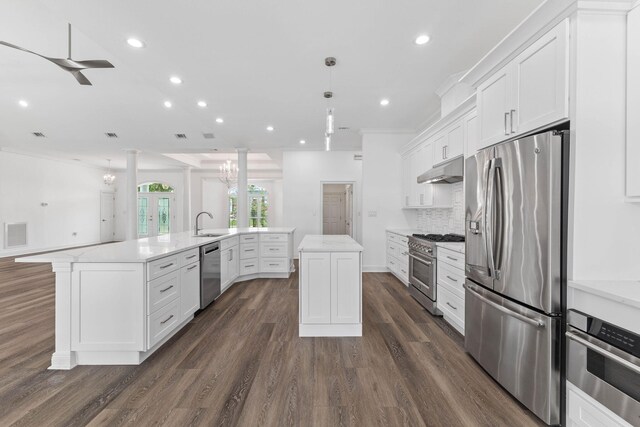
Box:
[138,194,173,237]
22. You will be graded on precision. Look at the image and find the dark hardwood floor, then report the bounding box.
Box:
[0,255,543,426]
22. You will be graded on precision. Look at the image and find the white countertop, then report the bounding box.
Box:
[386,228,422,236]
[17,227,295,264]
[298,235,363,252]
[436,242,465,254]
[569,280,640,309]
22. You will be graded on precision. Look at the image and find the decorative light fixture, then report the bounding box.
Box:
[324,56,336,151]
[103,159,116,185]
[218,159,238,187]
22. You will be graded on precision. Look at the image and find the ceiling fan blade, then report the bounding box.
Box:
[0,40,49,60]
[70,70,92,85]
[74,59,114,69]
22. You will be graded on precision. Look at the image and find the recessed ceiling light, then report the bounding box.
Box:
[415,34,430,45]
[164,101,172,108]
[18,100,28,108]
[266,126,274,132]
[197,101,207,108]
[215,117,224,124]
[299,139,306,144]
[380,99,390,106]
[126,38,145,48]
[169,76,182,85]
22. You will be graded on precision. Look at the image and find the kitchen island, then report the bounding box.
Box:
[298,235,363,337]
[16,227,295,370]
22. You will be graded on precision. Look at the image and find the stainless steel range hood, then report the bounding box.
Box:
[417,157,463,184]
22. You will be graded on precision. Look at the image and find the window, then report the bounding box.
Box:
[137,182,175,237]
[228,185,268,228]
[137,182,175,193]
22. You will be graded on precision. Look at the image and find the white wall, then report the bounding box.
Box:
[0,151,111,257]
[283,151,363,253]
[568,12,640,280]
[361,133,416,270]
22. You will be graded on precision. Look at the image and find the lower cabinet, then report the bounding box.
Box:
[386,232,409,285]
[221,245,239,291]
[436,246,466,335]
[567,382,632,427]
[179,261,200,321]
[300,252,331,324]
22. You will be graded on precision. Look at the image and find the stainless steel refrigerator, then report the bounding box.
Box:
[464,130,569,426]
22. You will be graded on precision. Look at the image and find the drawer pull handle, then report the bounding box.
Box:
[186,254,197,259]
[187,265,198,271]
[269,263,279,266]
[446,275,458,282]
[245,264,255,268]
[160,314,174,324]
[245,249,254,251]
[160,285,174,293]
[446,256,458,261]
[446,302,458,310]
[159,263,174,269]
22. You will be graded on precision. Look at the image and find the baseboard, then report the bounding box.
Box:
[363,265,389,272]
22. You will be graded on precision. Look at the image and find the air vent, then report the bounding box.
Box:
[32,132,46,138]
[202,133,215,139]
[105,132,118,138]
[4,222,27,248]
[338,126,350,130]
[175,133,187,139]
[354,154,363,161]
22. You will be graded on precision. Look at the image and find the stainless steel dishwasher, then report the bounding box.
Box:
[200,242,221,309]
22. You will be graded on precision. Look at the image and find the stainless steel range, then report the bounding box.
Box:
[408,233,464,315]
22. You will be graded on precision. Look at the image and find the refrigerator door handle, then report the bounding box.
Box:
[465,283,546,328]
[485,159,497,278]
[493,158,504,277]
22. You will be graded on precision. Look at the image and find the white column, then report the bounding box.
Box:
[125,149,140,240]
[49,263,76,370]
[237,148,249,228]
[183,166,192,232]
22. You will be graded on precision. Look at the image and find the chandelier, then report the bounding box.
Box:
[219,159,238,187]
[324,57,336,151]
[103,159,115,185]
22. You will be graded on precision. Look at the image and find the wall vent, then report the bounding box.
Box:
[354,154,363,161]
[105,132,118,138]
[175,133,187,139]
[202,133,215,139]
[4,223,27,248]
[338,126,350,130]
[32,132,46,138]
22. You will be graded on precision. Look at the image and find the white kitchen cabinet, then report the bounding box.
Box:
[567,382,632,427]
[386,231,409,285]
[330,252,361,324]
[477,19,569,150]
[221,244,239,291]
[627,5,640,199]
[179,261,200,321]
[402,143,452,209]
[433,122,463,166]
[464,110,479,157]
[300,252,331,324]
[436,244,466,335]
[402,154,412,207]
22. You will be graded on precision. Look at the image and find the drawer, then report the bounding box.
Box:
[388,233,399,243]
[388,232,409,246]
[260,257,289,273]
[148,298,180,348]
[148,270,180,314]
[239,243,259,259]
[387,256,398,273]
[438,286,464,326]
[437,261,465,298]
[240,234,259,243]
[387,241,399,256]
[260,242,288,258]
[438,247,465,270]
[178,248,199,267]
[240,259,259,275]
[147,255,179,281]
[220,236,239,251]
[259,233,288,242]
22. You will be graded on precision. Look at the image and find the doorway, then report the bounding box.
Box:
[100,191,115,243]
[137,182,176,238]
[322,183,354,237]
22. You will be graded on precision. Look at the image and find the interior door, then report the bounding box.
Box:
[323,194,344,235]
[137,195,151,237]
[100,192,115,242]
[491,132,563,314]
[345,186,353,237]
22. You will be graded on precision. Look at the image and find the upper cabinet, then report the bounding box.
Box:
[627,5,640,199]
[464,110,479,157]
[433,121,464,166]
[477,19,569,150]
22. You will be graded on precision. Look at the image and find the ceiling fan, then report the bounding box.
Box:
[0,23,114,85]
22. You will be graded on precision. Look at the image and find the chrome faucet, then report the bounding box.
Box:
[194,211,213,235]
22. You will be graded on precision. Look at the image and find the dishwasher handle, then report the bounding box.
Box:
[203,243,220,255]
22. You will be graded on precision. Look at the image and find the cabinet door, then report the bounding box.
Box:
[409,149,422,207]
[330,252,361,324]
[418,143,434,206]
[230,246,239,281]
[511,19,569,136]
[446,123,464,160]
[464,110,479,157]
[477,65,511,150]
[180,261,200,321]
[628,6,640,198]
[401,154,412,207]
[300,252,331,324]
[433,134,447,165]
[220,248,231,289]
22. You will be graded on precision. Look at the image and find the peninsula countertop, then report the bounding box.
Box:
[298,235,363,252]
[16,227,296,264]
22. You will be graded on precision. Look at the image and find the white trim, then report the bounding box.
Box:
[358,128,416,135]
[299,323,362,337]
[320,181,357,241]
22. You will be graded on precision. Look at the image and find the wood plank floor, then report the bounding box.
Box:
[0,255,543,427]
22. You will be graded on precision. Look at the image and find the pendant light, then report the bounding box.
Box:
[103,159,115,185]
[324,57,336,151]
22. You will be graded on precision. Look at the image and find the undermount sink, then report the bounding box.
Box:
[193,233,223,238]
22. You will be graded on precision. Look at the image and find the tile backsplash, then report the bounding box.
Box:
[416,182,464,234]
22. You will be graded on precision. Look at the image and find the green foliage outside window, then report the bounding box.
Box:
[229,185,268,228]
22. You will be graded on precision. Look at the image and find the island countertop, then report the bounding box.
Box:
[298,235,363,252]
[17,227,296,264]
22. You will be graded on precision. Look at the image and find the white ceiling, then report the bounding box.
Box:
[0,0,543,169]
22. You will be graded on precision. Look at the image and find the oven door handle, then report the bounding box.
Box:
[566,330,640,375]
[408,253,432,266]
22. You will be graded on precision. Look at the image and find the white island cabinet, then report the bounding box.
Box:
[298,235,363,337]
[17,227,295,370]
